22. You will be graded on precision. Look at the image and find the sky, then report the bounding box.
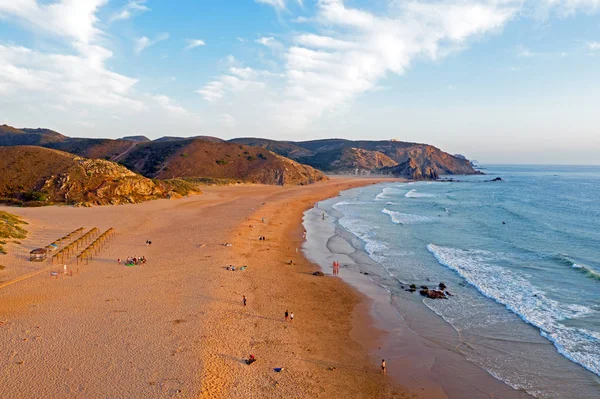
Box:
[0,0,599,164]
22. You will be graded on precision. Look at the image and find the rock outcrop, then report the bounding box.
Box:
[0,146,201,206]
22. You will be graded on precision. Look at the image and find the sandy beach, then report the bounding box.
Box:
[0,177,409,398]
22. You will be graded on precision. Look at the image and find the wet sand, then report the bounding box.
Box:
[302,191,535,399]
[0,177,408,398]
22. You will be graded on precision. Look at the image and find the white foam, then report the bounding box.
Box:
[405,189,436,198]
[375,192,388,200]
[427,244,600,377]
[572,263,600,280]
[382,208,435,225]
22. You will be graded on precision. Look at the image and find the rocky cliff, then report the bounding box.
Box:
[0,146,200,206]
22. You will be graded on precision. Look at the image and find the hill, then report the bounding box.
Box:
[0,124,479,180]
[122,136,151,142]
[296,148,398,174]
[0,124,66,146]
[119,139,326,185]
[155,136,224,143]
[0,146,201,206]
[228,138,314,159]
[278,139,478,179]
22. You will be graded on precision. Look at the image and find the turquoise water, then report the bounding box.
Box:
[316,166,600,398]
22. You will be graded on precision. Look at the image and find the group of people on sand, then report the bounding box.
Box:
[118,256,146,265]
[332,261,341,275]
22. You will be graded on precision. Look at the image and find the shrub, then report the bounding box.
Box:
[258,153,267,160]
[22,191,48,202]
[247,156,255,161]
[216,159,228,165]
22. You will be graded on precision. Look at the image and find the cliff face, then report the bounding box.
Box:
[0,146,200,206]
[297,148,398,174]
[290,139,479,179]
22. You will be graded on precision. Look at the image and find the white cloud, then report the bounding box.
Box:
[109,0,149,23]
[0,1,145,114]
[200,0,600,132]
[587,41,600,51]
[536,0,600,16]
[255,36,284,52]
[256,0,303,9]
[185,39,206,50]
[271,0,522,128]
[0,43,143,111]
[135,32,169,54]
[196,66,269,102]
[295,34,355,50]
[151,94,190,116]
[0,0,107,44]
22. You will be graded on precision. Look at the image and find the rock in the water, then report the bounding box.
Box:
[426,290,447,299]
[409,284,417,289]
[312,271,325,276]
[420,285,428,290]
[438,282,446,290]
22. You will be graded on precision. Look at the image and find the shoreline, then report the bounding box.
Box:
[302,184,535,398]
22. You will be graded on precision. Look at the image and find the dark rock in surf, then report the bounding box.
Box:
[427,290,447,299]
[439,282,446,290]
[312,271,325,277]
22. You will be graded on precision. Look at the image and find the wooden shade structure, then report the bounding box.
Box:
[30,248,48,262]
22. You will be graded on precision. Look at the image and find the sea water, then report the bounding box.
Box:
[310,166,600,399]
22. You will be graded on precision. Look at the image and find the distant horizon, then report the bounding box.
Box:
[1,1,599,164]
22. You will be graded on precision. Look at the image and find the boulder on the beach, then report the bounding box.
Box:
[409,284,416,289]
[420,288,447,299]
[312,271,325,276]
[420,285,428,290]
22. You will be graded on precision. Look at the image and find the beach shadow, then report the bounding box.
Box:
[218,353,248,365]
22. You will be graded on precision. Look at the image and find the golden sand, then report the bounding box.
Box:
[0,178,409,398]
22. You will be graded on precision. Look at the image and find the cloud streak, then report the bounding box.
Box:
[109,0,149,22]
[185,39,206,50]
[135,32,169,54]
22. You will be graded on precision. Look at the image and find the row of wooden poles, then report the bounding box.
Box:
[76,228,116,265]
[52,228,100,264]
[46,227,85,251]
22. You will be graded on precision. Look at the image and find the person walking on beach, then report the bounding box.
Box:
[118,258,121,265]
[243,295,247,306]
[290,312,294,323]
[284,310,289,321]
[381,359,386,375]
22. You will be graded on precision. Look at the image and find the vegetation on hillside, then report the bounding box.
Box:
[0,211,28,254]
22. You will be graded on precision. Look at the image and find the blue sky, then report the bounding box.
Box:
[0,0,599,164]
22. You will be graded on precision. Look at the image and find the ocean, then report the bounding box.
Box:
[304,165,600,399]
